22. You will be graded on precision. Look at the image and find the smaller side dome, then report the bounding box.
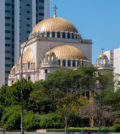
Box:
[18,48,35,64]
[46,45,87,60]
[98,53,107,59]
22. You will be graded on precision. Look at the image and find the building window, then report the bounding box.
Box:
[26,11,30,13]
[5,30,11,33]
[68,60,71,67]
[77,60,80,66]
[5,3,11,6]
[39,13,44,16]
[47,32,50,37]
[5,10,11,13]
[26,31,30,33]
[68,33,70,39]
[58,60,60,65]
[5,23,11,26]
[5,37,10,40]
[39,0,44,3]
[26,4,30,6]
[72,33,74,39]
[5,64,11,67]
[5,44,10,47]
[57,32,60,38]
[52,32,55,38]
[26,24,30,27]
[5,57,11,60]
[63,60,66,67]
[28,62,30,69]
[6,50,10,53]
[5,17,11,20]
[26,17,30,20]
[62,32,65,38]
[39,6,44,9]
[45,69,48,73]
[72,60,76,67]
[28,76,31,80]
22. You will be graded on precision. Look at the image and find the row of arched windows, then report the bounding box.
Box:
[58,60,87,67]
[30,32,81,40]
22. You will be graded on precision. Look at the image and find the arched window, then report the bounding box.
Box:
[63,60,66,67]
[68,33,70,39]
[72,60,76,67]
[99,58,103,64]
[57,32,60,38]
[52,32,55,38]
[28,62,30,69]
[72,33,74,39]
[45,69,48,73]
[28,76,31,80]
[62,32,65,38]
[82,60,84,66]
[47,32,50,37]
[77,60,80,66]
[58,60,60,65]
[68,60,71,67]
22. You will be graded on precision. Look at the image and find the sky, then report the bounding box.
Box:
[50,0,120,64]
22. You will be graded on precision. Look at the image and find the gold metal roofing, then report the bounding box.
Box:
[98,53,107,59]
[46,45,87,60]
[18,48,35,64]
[32,17,78,34]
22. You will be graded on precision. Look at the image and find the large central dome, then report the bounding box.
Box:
[32,17,78,34]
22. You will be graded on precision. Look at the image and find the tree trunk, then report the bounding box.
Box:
[65,116,68,134]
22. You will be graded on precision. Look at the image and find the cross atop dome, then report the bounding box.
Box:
[101,48,104,53]
[53,4,58,17]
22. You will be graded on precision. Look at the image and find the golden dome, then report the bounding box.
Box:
[32,17,78,34]
[46,45,87,60]
[98,53,107,59]
[18,48,35,64]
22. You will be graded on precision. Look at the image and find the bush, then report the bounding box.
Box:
[102,128,108,132]
[2,106,40,131]
[2,106,20,123]
[40,113,64,128]
[24,111,40,131]
[3,110,21,130]
[112,124,120,132]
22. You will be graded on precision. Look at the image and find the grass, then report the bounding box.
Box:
[47,127,111,131]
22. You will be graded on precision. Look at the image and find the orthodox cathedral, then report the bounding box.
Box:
[8,8,92,86]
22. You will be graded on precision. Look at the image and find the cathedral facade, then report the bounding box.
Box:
[8,12,92,86]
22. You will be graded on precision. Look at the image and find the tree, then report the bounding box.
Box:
[57,92,88,134]
[0,79,34,108]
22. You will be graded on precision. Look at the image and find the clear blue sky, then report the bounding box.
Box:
[50,0,120,64]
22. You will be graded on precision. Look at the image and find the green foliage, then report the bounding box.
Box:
[102,128,109,132]
[24,111,40,131]
[0,105,5,120]
[0,80,34,108]
[2,106,21,130]
[2,106,40,131]
[40,113,64,128]
[29,82,54,113]
[112,124,120,132]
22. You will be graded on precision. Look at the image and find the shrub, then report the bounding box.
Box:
[102,128,108,132]
[3,110,21,130]
[112,124,120,132]
[40,113,64,128]
[2,106,40,131]
[24,111,40,131]
[2,106,20,123]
